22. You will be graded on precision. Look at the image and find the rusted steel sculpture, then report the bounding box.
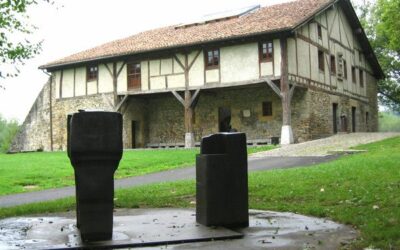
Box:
[196,132,249,228]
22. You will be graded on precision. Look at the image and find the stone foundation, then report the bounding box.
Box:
[11,81,379,151]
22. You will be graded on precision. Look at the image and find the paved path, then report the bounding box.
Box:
[0,156,337,208]
[252,132,400,157]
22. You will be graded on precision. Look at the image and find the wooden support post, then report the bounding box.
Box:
[184,90,193,133]
[184,53,195,148]
[171,51,202,148]
[280,38,294,145]
[112,62,118,108]
[171,89,200,148]
[105,62,126,109]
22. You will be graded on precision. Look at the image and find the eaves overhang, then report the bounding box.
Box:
[39,28,292,72]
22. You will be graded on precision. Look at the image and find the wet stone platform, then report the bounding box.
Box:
[0,208,357,250]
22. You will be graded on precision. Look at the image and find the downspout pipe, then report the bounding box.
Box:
[42,70,54,151]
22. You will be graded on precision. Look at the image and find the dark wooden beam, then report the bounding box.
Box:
[190,89,201,108]
[59,69,63,98]
[114,94,129,111]
[280,38,291,126]
[289,83,296,101]
[116,62,126,77]
[104,63,113,77]
[173,55,185,71]
[184,90,193,134]
[112,62,118,107]
[184,54,189,89]
[171,90,185,106]
[188,50,202,71]
[262,77,282,98]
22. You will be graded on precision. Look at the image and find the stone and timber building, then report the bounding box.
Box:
[10,0,383,151]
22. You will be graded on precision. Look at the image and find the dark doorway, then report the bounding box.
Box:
[351,107,356,132]
[366,112,369,132]
[332,103,338,133]
[218,107,231,132]
[131,121,137,148]
[340,115,348,132]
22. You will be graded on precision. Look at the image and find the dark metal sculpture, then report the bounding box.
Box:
[67,110,123,242]
[196,132,249,228]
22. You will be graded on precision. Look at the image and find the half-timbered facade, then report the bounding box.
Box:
[11,0,382,151]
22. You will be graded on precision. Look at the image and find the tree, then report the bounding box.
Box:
[356,0,400,112]
[0,114,19,153]
[0,0,51,88]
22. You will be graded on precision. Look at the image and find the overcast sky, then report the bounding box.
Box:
[1,0,368,122]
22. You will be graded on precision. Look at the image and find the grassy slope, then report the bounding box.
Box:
[0,145,274,196]
[1,137,398,249]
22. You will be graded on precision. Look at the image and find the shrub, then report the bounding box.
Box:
[0,115,20,153]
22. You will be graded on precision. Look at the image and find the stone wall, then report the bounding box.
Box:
[309,90,333,138]
[11,77,116,152]
[306,87,377,140]
[11,79,378,151]
[51,93,114,151]
[122,85,315,146]
[194,86,283,141]
[121,97,149,148]
[9,80,52,152]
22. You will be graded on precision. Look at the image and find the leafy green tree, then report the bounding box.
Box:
[0,114,19,153]
[0,0,51,88]
[356,0,400,112]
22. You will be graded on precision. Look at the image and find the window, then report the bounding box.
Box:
[262,102,273,116]
[359,69,364,87]
[359,51,363,63]
[87,65,98,82]
[259,41,273,62]
[205,49,220,69]
[317,24,322,40]
[352,66,357,84]
[318,50,324,72]
[330,55,336,75]
[128,62,141,77]
[343,59,348,79]
[127,62,141,90]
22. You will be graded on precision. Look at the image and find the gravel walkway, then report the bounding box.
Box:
[251,132,400,157]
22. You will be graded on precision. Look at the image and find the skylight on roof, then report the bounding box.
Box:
[175,4,260,29]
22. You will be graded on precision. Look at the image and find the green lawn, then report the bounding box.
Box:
[0,145,274,196]
[1,137,398,249]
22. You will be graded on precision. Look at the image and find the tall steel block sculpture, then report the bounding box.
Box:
[196,132,249,228]
[67,110,123,242]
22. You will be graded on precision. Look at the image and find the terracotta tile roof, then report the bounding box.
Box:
[41,0,333,69]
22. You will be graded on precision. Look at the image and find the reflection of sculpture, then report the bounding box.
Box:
[196,132,249,228]
[67,111,123,242]
[340,114,347,132]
